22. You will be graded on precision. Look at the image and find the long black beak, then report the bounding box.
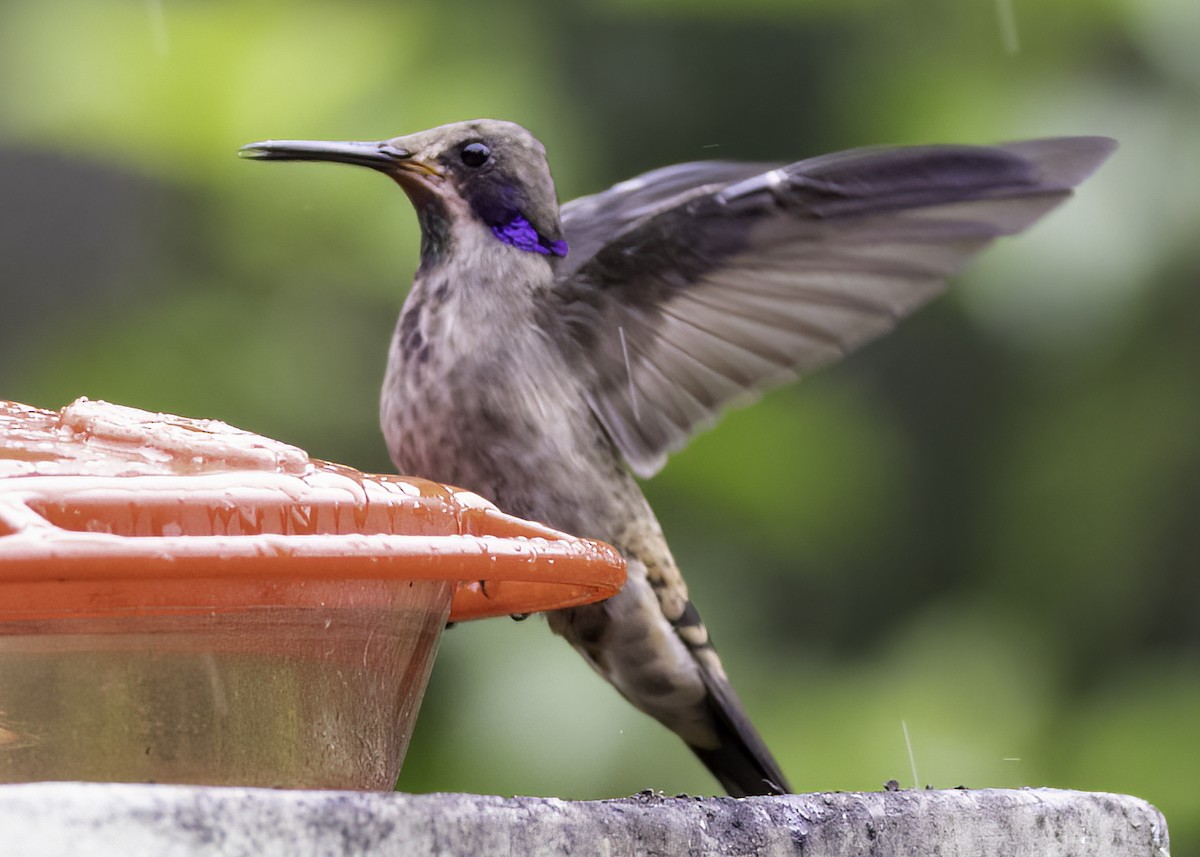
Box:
[237,139,440,178]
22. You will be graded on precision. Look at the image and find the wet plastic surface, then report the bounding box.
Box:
[0,399,625,789]
[0,399,625,622]
[0,588,449,789]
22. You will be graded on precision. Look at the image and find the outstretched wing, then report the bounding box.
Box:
[558,160,777,276]
[552,137,1115,478]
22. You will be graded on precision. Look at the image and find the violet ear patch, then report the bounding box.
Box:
[491,214,568,257]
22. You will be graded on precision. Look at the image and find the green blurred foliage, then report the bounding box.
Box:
[2,0,1198,848]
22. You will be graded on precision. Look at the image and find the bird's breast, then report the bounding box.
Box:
[380,267,632,538]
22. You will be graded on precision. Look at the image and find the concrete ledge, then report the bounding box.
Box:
[0,783,1169,856]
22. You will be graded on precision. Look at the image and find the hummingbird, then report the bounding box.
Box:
[240,121,1113,796]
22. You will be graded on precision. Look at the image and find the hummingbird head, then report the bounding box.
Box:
[240,119,567,262]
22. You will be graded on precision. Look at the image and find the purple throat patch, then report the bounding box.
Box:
[491,215,568,257]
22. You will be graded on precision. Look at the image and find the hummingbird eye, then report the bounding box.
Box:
[459,142,491,168]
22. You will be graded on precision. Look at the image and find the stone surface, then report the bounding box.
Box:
[0,783,1170,856]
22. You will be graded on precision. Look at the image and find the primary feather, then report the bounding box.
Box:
[556,137,1115,477]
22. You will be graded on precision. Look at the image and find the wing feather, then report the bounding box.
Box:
[554,137,1115,477]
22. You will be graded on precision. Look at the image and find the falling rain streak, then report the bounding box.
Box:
[145,0,169,58]
[995,0,1020,55]
[902,720,920,790]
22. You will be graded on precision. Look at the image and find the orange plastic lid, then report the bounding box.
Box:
[0,399,625,622]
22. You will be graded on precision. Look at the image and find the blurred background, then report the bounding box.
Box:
[2,0,1198,847]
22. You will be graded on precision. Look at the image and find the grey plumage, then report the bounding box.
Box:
[557,137,1113,477]
[241,122,1114,796]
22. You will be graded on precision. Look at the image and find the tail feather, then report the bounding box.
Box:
[688,639,791,796]
[666,591,790,795]
[550,518,791,797]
